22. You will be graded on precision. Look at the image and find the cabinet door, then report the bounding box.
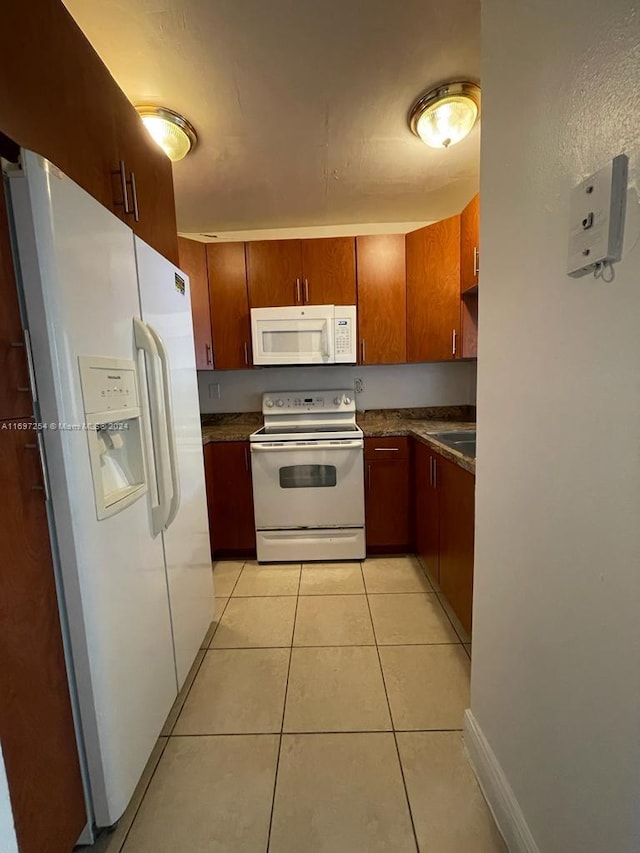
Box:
[356,235,406,364]
[300,237,356,305]
[460,193,479,293]
[461,291,478,359]
[438,455,475,635]
[204,442,256,555]
[178,237,213,370]
[406,215,461,362]
[365,438,411,551]
[114,108,179,266]
[414,440,440,583]
[246,240,302,307]
[206,243,252,369]
[0,178,31,419]
[0,420,86,852]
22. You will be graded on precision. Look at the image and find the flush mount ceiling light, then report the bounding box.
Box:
[409,81,480,149]
[136,106,197,162]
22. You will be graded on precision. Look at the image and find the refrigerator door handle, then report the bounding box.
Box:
[133,317,173,535]
[146,323,181,531]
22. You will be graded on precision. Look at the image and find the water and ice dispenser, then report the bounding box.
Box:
[79,356,147,519]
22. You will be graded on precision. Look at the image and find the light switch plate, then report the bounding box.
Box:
[567,154,628,277]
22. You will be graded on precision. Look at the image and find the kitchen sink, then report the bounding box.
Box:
[428,430,476,458]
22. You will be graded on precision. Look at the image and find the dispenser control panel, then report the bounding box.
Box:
[79,356,139,414]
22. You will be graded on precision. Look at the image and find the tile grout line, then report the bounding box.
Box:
[208,558,246,647]
[361,559,421,853]
[116,736,170,852]
[168,727,464,737]
[265,562,301,853]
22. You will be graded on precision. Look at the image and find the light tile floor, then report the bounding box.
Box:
[89,556,505,853]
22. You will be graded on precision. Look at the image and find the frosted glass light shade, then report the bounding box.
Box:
[136,107,197,162]
[409,82,480,149]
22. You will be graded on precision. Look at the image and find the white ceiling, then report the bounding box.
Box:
[64,0,480,236]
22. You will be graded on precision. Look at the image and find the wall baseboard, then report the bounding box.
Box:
[464,710,540,853]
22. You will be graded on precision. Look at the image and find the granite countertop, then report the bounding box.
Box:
[201,406,476,474]
[201,412,263,444]
[357,408,476,475]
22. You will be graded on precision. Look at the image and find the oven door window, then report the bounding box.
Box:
[279,464,337,489]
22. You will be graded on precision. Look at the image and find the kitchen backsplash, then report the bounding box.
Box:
[198,361,477,413]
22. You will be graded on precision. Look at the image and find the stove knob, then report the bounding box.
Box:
[276,399,284,407]
[344,396,352,405]
[265,399,274,408]
[334,396,343,405]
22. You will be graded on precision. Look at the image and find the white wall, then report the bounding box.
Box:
[198,361,477,413]
[0,746,17,853]
[473,2,640,852]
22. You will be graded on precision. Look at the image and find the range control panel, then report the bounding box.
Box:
[263,390,355,414]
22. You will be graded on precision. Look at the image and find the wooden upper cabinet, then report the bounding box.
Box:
[246,237,356,308]
[406,215,461,362]
[0,179,31,420]
[114,110,179,265]
[246,240,302,307]
[206,243,252,369]
[300,237,356,305]
[0,0,178,265]
[460,193,479,293]
[177,237,213,370]
[356,234,406,364]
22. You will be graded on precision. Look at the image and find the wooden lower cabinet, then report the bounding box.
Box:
[413,437,475,636]
[413,440,440,583]
[364,437,411,552]
[437,454,475,636]
[204,441,256,557]
[0,420,86,852]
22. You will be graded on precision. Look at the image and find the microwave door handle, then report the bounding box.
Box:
[324,317,334,360]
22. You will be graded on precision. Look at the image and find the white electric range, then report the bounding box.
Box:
[249,390,365,562]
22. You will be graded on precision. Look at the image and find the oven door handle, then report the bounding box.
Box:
[251,440,363,452]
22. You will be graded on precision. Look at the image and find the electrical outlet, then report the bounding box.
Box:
[354,378,364,394]
[208,383,221,400]
[567,154,628,277]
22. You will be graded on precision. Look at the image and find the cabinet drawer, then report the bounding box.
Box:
[364,436,409,460]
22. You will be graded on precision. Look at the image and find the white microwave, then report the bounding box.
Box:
[250,304,357,366]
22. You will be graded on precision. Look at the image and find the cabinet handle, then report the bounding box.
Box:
[429,456,433,487]
[367,463,372,491]
[295,278,301,304]
[473,246,480,277]
[130,171,140,222]
[304,278,309,303]
[361,339,366,364]
[205,343,213,366]
[114,160,131,214]
[374,447,399,451]
[452,329,457,357]
[244,446,249,471]
[243,341,249,365]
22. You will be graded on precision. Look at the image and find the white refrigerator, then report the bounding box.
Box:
[6,151,213,838]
